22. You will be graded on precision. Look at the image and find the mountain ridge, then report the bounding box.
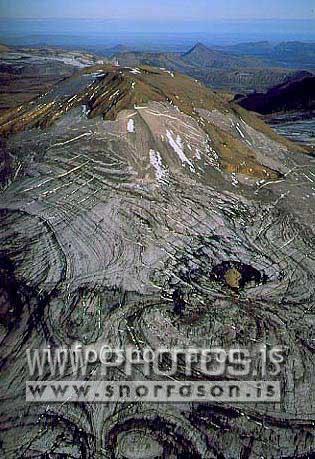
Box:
[114,43,307,93]
[0,63,309,197]
[181,42,260,68]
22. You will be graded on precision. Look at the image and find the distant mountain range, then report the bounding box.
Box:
[101,44,132,57]
[216,41,315,69]
[114,42,313,93]
[113,40,315,70]
[115,42,261,70]
[1,41,314,106]
[181,42,262,68]
[236,71,315,115]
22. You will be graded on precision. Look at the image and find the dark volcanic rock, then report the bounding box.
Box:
[0,64,314,458]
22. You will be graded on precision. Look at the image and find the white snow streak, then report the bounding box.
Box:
[109,90,120,100]
[236,124,245,139]
[195,149,201,160]
[82,105,90,116]
[166,130,195,172]
[164,69,175,78]
[149,150,168,182]
[231,173,239,187]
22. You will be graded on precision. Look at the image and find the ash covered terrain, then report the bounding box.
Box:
[0,62,314,458]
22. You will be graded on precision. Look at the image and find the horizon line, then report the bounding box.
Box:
[0,17,314,22]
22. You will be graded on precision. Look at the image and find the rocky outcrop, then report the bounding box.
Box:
[0,65,314,458]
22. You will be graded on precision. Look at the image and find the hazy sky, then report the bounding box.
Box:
[0,0,314,20]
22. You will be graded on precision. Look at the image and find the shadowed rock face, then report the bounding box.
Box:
[0,66,314,458]
[236,74,315,115]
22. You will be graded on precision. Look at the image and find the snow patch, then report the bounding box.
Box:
[195,149,201,160]
[164,70,175,78]
[166,130,195,172]
[85,71,106,78]
[231,173,239,187]
[127,118,135,133]
[149,150,168,183]
[82,105,90,116]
